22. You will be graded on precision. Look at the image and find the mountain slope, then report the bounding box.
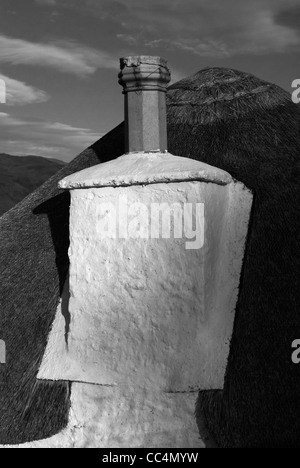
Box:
[0,154,65,216]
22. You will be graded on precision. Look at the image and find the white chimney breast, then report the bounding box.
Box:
[36,56,253,448]
[39,157,252,391]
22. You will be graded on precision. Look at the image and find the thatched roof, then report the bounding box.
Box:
[0,126,125,444]
[167,68,300,448]
[0,67,299,446]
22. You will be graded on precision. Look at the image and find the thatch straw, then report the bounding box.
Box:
[0,67,299,446]
[0,125,124,444]
[167,67,300,448]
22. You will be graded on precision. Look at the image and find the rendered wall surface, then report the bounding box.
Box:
[39,180,252,391]
[33,161,253,448]
[1,383,209,448]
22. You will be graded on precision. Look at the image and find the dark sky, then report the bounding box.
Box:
[0,0,299,161]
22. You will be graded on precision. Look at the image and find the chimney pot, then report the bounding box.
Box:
[118,56,171,153]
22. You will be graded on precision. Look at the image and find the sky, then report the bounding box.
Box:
[0,0,299,162]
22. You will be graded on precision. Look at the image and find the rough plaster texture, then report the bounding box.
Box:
[34,154,252,448]
[1,383,211,448]
[59,152,232,190]
[39,181,252,391]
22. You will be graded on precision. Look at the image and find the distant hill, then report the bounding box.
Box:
[0,154,65,216]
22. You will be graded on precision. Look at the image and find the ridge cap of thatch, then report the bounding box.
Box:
[167,66,294,125]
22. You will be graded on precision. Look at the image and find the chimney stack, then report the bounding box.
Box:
[37,56,253,448]
[118,56,171,153]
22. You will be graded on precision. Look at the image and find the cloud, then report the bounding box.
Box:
[0,73,49,106]
[77,0,300,57]
[274,5,300,33]
[0,35,118,76]
[145,38,231,58]
[0,112,102,161]
[35,0,57,5]
[116,34,138,46]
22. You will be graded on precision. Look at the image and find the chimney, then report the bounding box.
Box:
[118,56,171,153]
[37,56,253,448]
